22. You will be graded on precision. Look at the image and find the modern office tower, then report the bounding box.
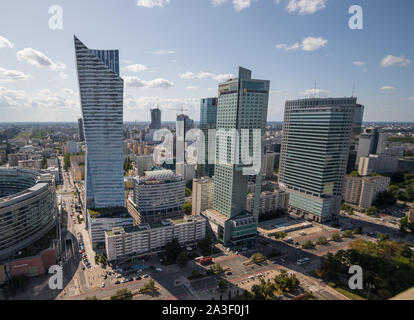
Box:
[150,107,162,130]
[78,118,85,142]
[279,97,357,223]
[192,177,214,215]
[128,169,186,224]
[347,104,364,172]
[203,67,269,246]
[343,175,390,209]
[197,97,218,177]
[74,36,125,210]
[135,154,155,176]
[176,163,196,181]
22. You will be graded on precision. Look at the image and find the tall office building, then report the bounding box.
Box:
[197,97,218,177]
[78,118,85,142]
[203,67,269,246]
[74,36,125,210]
[150,107,162,130]
[279,97,357,223]
[176,114,194,139]
[347,104,364,172]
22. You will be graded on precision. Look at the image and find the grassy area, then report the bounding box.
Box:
[88,207,129,219]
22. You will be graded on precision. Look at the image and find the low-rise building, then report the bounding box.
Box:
[105,216,206,261]
[358,154,399,176]
[343,175,391,209]
[246,190,289,215]
[135,155,155,176]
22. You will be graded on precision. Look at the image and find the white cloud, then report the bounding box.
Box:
[302,36,328,51]
[353,61,365,66]
[179,71,234,82]
[0,67,30,81]
[17,48,66,70]
[59,72,68,79]
[185,86,199,91]
[300,88,331,96]
[277,0,327,15]
[276,36,327,52]
[124,64,148,73]
[124,76,174,89]
[233,0,251,11]
[381,55,411,67]
[136,0,170,8]
[211,0,252,11]
[409,97,414,101]
[381,86,395,91]
[275,43,300,51]
[0,36,13,49]
[148,49,176,56]
[0,86,78,111]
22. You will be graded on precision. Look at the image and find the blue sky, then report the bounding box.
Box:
[0,0,413,122]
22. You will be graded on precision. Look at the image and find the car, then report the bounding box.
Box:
[156,268,163,272]
[116,274,122,278]
[296,258,310,265]
[143,274,150,279]
[135,276,142,281]
[226,248,230,252]
[299,231,306,236]
[235,251,238,255]
[81,266,85,270]
[226,271,232,276]
[115,281,120,285]
[103,275,107,280]
[101,282,105,288]
[248,276,255,280]
[121,279,128,283]
[128,278,133,282]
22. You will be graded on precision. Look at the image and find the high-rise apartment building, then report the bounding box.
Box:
[279,97,357,222]
[150,107,162,130]
[192,177,214,215]
[74,36,125,210]
[203,67,269,246]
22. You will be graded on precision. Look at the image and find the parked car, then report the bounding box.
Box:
[115,281,120,285]
[143,274,150,278]
[135,276,142,281]
[101,282,105,288]
[156,268,163,272]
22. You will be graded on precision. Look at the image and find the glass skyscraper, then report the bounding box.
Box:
[74,36,125,210]
[279,97,357,222]
[150,107,161,130]
[202,67,269,246]
[197,97,217,177]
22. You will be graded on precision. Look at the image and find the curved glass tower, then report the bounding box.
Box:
[74,36,124,210]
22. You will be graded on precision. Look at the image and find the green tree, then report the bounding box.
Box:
[41,157,47,169]
[302,240,315,249]
[316,236,328,245]
[330,233,341,241]
[250,252,266,264]
[176,251,188,267]
[366,206,377,216]
[111,288,132,300]
[185,187,192,197]
[198,235,213,256]
[353,226,363,235]
[218,279,228,293]
[273,269,300,294]
[274,231,288,240]
[164,238,182,264]
[63,152,70,171]
[342,230,353,238]
[183,202,192,215]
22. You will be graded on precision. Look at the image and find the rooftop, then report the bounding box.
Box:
[88,207,130,219]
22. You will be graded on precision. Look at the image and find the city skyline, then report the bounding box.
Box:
[0,0,413,123]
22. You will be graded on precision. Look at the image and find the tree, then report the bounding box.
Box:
[353,226,363,235]
[349,171,360,177]
[218,279,228,293]
[273,269,300,294]
[185,187,192,197]
[366,206,377,216]
[342,230,353,238]
[183,202,192,215]
[274,231,287,240]
[373,191,396,208]
[316,236,328,245]
[176,251,188,267]
[63,152,70,171]
[377,233,390,242]
[139,279,156,293]
[42,157,47,169]
[190,269,201,279]
[198,235,213,255]
[250,252,266,264]
[164,238,182,264]
[111,288,132,300]
[330,233,341,241]
[302,240,315,249]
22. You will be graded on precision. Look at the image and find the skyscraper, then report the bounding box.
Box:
[74,36,125,210]
[197,97,217,177]
[150,107,161,130]
[78,117,85,142]
[203,67,269,246]
[279,97,357,223]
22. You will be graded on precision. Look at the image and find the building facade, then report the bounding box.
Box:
[105,216,206,261]
[246,190,289,216]
[192,177,214,215]
[150,107,162,130]
[279,97,357,222]
[74,36,125,209]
